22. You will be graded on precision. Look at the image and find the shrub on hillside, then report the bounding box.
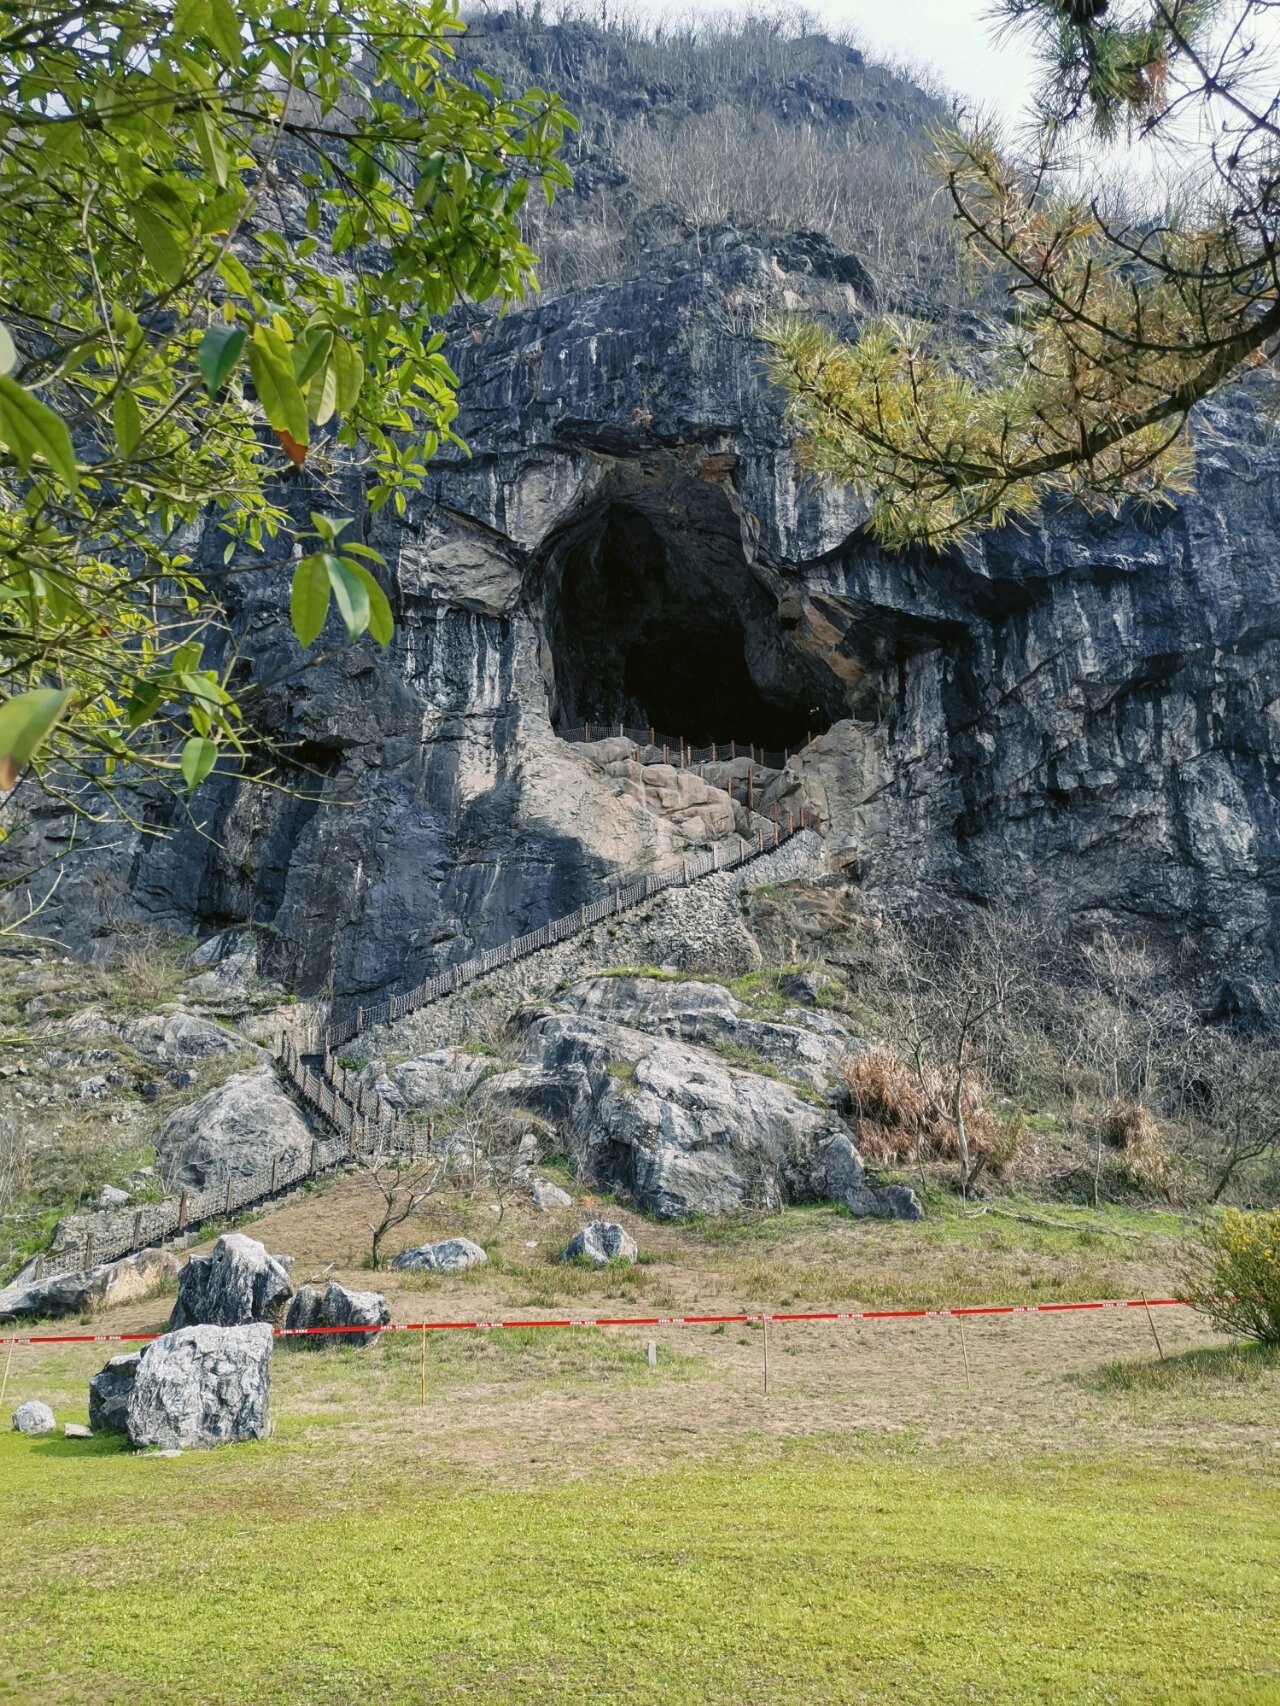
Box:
[1184,1209,1280,1345]
[840,1046,1012,1174]
[1102,1102,1175,1195]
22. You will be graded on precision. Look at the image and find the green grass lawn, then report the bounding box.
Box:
[3,1428,1277,1706]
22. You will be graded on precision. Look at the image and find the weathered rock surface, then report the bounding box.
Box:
[11,1399,55,1435]
[89,1352,140,1434]
[531,1177,573,1212]
[154,1065,312,1190]
[283,1282,390,1348]
[371,1049,494,1111]
[557,974,852,1091]
[169,1233,293,1329]
[560,1221,637,1267]
[0,1247,179,1323]
[21,29,1280,1023]
[120,1010,260,1068]
[389,1237,487,1274]
[126,1324,273,1450]
[63,1422,93,1439]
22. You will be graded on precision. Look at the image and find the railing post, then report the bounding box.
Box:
[178,1191,189,1232]
[310,1141,318,1176]
[132,1208,143,1249]
[224,1174,233,1216]
[84,1232,94,1271]
[270,1156,279,1196]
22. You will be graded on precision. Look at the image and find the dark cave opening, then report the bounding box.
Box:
[539,486,844,749]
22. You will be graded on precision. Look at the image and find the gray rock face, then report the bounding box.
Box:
[0,1247,178,1323]
[560,1222,638,1267]
[283,1282,390,1348]
[120,1010,259,1067]
[557,975,851,1091]
[154,1065,312,1190]
[389,1237,487,1274]
[89,1352,140,1434]
[169,1233,293,1330]
[30,97,1280,1013]
[11,1399,55,1435]
[486,1006,849,1220]
[126,1324,273,1450]
[373,1049,494,1111]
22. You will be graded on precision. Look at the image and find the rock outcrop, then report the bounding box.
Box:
[0,1247,178,1323]
[126,1324,273,1450]
[155,1066,312,1191]
[283,1282,390,1348]
[169,1234,293,1329]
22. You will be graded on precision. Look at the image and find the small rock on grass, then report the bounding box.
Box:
[63,1423,92,1439]
[531,1178,573,1212]
[11,1400,55,1435]
[559,1222,638,1268]
[390,1238,487,1274]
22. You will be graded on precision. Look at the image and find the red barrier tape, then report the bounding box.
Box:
[0,1296,1192,1347]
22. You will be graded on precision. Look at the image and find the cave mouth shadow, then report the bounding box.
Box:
[532,479,845,750]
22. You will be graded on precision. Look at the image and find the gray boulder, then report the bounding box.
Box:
[390,1237,487,1274]
[11,1399,55,1435]
[169,1233,293,1329]
[779,969,825,1005]
[89,1352,141,1434]
[531,1178,573,1212]
[377,1049,494,1110]
[0,1247,178,1323]
[154,1064,311,1191]
[63,1423,92,1439]
[121,1010,259,1068]
[126,1323,273,1450]
[98,1184,131,1209]
[847,1183,923,1221]
[560,1221,638,1267]
[283,1282,390,1348]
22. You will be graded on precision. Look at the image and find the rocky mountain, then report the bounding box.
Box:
[21,16,1280,1023]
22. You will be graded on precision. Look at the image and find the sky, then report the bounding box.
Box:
[800,0,1038,121]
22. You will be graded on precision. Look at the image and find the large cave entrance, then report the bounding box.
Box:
[535,473,845,749]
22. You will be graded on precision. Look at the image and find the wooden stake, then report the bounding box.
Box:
[1141,1292,1166,1361]
[762,1317,770,1395]
[0,1333,15,1409]
[957,1316,972,1391]
[419,1325,427,1406]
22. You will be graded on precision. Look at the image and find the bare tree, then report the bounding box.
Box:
[356,1139,452,1270]
[1180,1036,1280,1204]
[873,906,1048,1195]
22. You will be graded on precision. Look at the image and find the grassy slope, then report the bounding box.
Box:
[2,1427,1276,1705]
[3,1188,1279,1705]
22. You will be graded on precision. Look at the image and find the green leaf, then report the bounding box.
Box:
[134,204,187,287]
[112,389,142,459]
[180,735,217,791]
[0,374,78,489]
[349,563,393,646]
[0,687,72,789]
[197,323,246,397]
[290,553,330,647]
[325,555,370,641]
[331,337,365,416]
[248,326,309,445]
[205,0,243,65]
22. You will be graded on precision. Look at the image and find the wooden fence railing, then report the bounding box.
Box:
[25,806,820,1284]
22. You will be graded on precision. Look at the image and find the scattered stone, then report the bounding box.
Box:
[11,1399,55,1435]
[126,1324,273,1451]
[89,1352,140,1434]
[97,1183,132,1209]
[390,1237,488,1274]
[846,1183,923,1221]
[169,1233,293,1330]
[283,1282,390,1349]
[560,1221,638,1267]
[531,1177,573,1211]
[0,1247,179,1323]
[63,1423,92,1439]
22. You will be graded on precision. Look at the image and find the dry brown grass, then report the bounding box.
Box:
[841,1046,1010,1172]
[1103,1102,1175,1194]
